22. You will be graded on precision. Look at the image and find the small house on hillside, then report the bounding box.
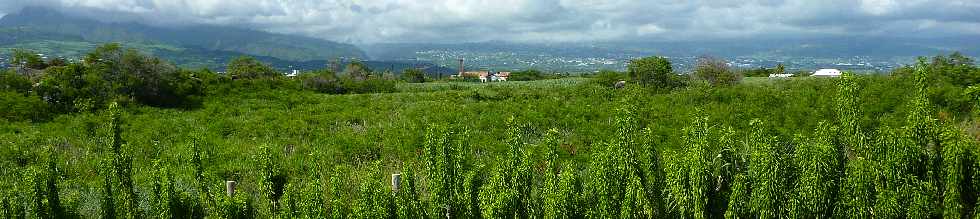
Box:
[494,72,511,82]
[287,70,300,77]
[769,73,794,78]
[812,69,842,77]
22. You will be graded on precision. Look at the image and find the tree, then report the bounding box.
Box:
[694,56,740,86]
[0,69,32,94]
[402,68,426,83]
[36,63,112,112]
[302,69,345,94]
[47,58,67,68]
[79,44,204,108]
[11,49,47,70]
[628,56,681,89]
[342,61,372,81]
[227,56,280,79]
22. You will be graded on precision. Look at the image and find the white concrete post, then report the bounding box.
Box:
[391,173,402,193]
[226,181,237,197]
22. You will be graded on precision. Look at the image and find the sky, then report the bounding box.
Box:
[0,0,978,44]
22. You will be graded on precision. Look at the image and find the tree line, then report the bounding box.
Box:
[0,44,438,122]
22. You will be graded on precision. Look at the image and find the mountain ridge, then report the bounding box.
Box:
[0,7,367,61]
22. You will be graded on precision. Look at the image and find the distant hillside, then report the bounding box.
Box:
[0,35,452,75]
[0,7,367,61]
[366,38,979,61]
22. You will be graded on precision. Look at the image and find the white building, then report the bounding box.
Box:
[811,69,842,77]
[287,70,300,77]
[769,73,794,78]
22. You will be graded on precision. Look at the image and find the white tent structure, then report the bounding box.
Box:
[811,69,842,77]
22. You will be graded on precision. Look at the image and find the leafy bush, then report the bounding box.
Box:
[227,56,280,79]
[628,56,684,89]
[423,124,472,218]
[593,70,626,87]
[402,68,427,83]
[746,120,785,218]
[509,69,546,81]
[694,56,742,86]
[32,44,204,111]
[787,122,839,217]
[36,63,112,113]
[0,70,32,94]
[0,91,50,122]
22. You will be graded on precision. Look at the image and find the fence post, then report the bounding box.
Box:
[226,181,237,197]
[391,173,401,193]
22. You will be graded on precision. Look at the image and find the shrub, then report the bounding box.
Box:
[395,165,426,218]
[422,124,471,218]
[628,56,683,89]
[352,175,392,218]
[402,68,427,83]
[479,164,517,218]
[724,173,750,219]
[787,122,839,217]
[664,115,715,219]
[837,157,876,218]
[0,69,32,94]
[593,70,626,87]
[746,120,786,219]
[0,91,50,122]
[542,164,582,219]
[227,56,280,79]
[694,56,741,86]
[257,145,288,213]
[302,70,346,94]
[509,69,545,81]
[36,63,113,113]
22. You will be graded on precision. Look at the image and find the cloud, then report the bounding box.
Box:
[1,0,977,43]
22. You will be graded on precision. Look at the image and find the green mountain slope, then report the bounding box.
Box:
[0,7,366,61]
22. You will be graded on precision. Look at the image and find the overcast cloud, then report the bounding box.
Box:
[1,0,978,43]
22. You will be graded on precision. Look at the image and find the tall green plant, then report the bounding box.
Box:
[941,126,976,218]
[396,164,426,218]
[422,124,471,218]
[479,118,537,218]
[100,102,139,218]
[724,173,749,219]
[542,164,581,219]
[746,120,785,219]
[837,157,876,218]
[584,106,661,218]
[352,174,392,218]
[787,122,839,217]
[257,145,288,214]
[664,114,714,219]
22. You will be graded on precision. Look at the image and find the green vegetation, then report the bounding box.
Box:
[0,7,367,62]
[227,56,281,80]
[592,69,628,87]
[2,44,980,218]
[693,56,742,86]
[401,68,427,83]
[741,64,786,77]
[628,56,684,89]
[508,69,549,81]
